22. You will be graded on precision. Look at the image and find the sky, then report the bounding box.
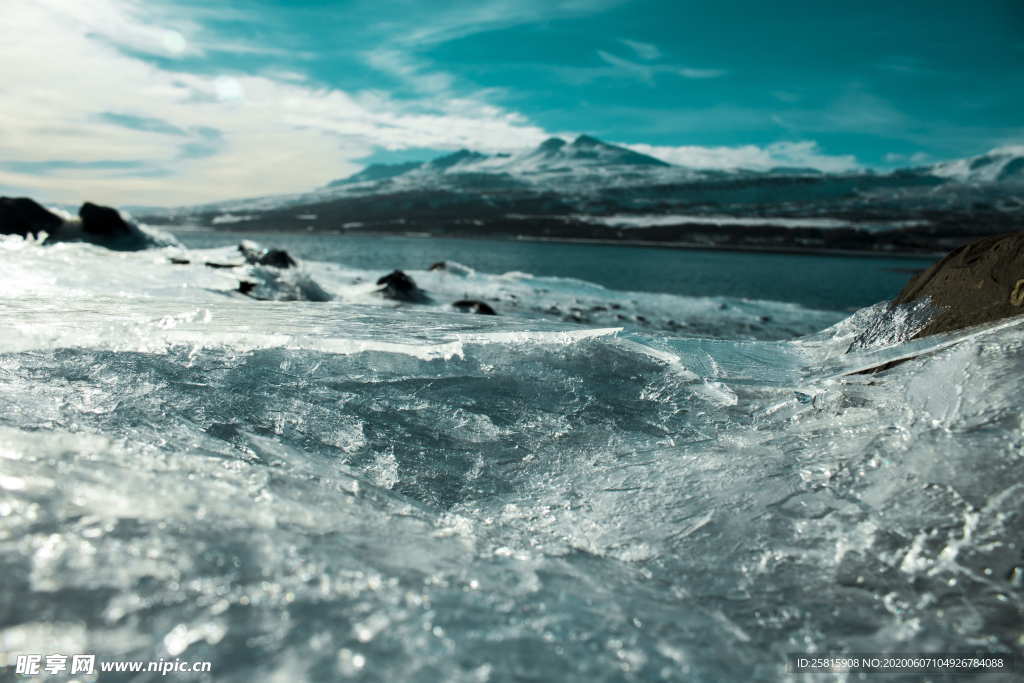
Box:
[1,0,1022,206]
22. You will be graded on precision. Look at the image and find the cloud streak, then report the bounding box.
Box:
[595,50,725,84]
[625,141,859,173]
[620,38,660,60]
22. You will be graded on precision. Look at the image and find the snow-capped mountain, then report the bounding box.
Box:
[139,136,1024,258]
[325,135,679,189]
[925,145,1024,184]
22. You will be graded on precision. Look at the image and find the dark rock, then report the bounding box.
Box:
[892,232,1024,338]
[79,202,132,238]
[238,281,257,295]
[452,300,497,315]
[259,249,297,269]
[204,261,240,269]
[0,197,63,237]
[169,257,191,265]
[238,241,297,268]
[376,270,430,303]
[429,261,447,271]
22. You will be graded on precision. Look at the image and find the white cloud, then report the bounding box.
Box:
[619,38,660,60]
[596,50,725,84]
[624,141,860,173]
[388,0,628,46]
[29,0,199,58]
[596,50,657,84]
[361,49,457,95]
[0,0,550,205]
[677,67,726,79]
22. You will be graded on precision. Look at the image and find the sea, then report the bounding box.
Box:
[0,229,1021,682]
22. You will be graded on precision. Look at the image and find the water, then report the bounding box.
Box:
[177,230,932,311]
[0,231,1020,682]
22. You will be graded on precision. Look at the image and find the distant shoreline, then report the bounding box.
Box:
[173,224,945,262]
[503,233,944,260]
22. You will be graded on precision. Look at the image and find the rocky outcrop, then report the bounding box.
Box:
[0,197,63,237]
[892,231,1024,338]
[79,202,133,238]
[376,270,431,303]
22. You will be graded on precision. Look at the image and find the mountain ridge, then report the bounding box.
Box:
[324,137,1024,192]
[323,134,673,188]
[135,136,1024,258]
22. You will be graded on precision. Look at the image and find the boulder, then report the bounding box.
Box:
[892,232,1024,339]
[376,270,430,303]
[452,299,497,315]
[79,202,133,238]
[0,197,63,237]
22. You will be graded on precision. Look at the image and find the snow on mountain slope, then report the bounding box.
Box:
[466,135,671,174]
[326,135,681,188]
[927,145,1024,184]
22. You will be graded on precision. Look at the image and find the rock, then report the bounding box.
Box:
[258,249,297,268]
[892,232,1024,338]
[238,281,257,295]
[429,261,447,271]
[79,202,133,238]
[0,197,63,237]
[169,257,191,265]
[452,299,496,315]
[238,241,297,268]
[376,270,430,303]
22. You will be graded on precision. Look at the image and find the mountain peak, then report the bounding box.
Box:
[326,160,422,187]
[571,134,605,147]
[428,149,488,170]
[538,137,567,152]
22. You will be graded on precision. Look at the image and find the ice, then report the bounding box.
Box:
[0,235,1020,681]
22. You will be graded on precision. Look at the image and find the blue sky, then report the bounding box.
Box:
[1,0,1021,205]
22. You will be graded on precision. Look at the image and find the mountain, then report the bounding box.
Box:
[924,146,1024,184]
[426,149,489,170]
[325,161,422,187]
[323,135,675,189]
[139,137,1024,257]
[488,134,671,173]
